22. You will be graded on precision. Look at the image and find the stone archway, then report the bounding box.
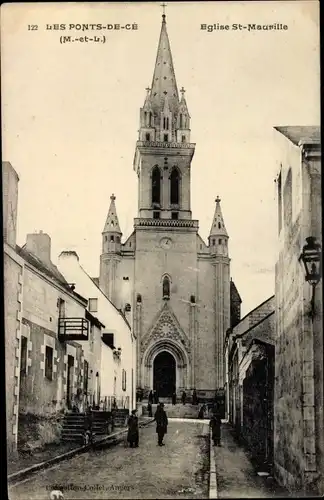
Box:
[153,351,176,397]
[142,338,190,394]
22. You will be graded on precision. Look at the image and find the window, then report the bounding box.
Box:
[162,276,170,300]
[170,167,180,205]
[110,235,114,242]
[149,112,153,127]
[45,345,53,380]
[116,236,120,243]
[278,170,282,233]
[145,133,150,141]
[152,166,161,204]
[218,222,221,229]
[153,211,160,219]
[180,114,183,128]
[182,135,186,143]
[88,298,98,312]
[212,239,215,246]
[219,239,222,245]
[171,212,178,220]
[122,369,127,391]
[144,111,147,124]
[105,235,108,242]
[83,360,89,394]
[20,336,28,375]
[164,134,169,142]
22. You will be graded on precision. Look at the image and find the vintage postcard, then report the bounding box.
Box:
[2,1,321,499]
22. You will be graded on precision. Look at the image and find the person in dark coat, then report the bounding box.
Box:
[127,409,139,448]
[209,409,222,446]
[154,402,168,446]
[181,390,186,405]
[147,401,153,417]
[171,391,177,405]
[198,404,205,419]
[192,388,198,405]
[148,390,154,404]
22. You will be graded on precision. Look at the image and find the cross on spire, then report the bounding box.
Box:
[215,195,221,203]
[180,86,186,96]
[161,3,167,16]
[110,193,116,201]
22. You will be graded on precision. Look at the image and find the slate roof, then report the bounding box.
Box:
[16,244,87,303]
[274,126,320,146]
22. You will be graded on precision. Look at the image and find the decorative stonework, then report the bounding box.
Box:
[141,302,190,354]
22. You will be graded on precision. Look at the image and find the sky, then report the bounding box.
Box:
[1,1,320,316]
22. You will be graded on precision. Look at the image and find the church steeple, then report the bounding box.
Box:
[149,13,179,117]
[134,11,195,221]
[102,194,122,254]
[137,13,191,144]
[209,196,229,255]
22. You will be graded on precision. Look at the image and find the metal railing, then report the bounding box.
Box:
[80,394,130,412]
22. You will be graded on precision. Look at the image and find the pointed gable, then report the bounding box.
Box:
[209,195,228,238]
[150,15,179,116]
[141,301,190,353]
[103,194,122,234]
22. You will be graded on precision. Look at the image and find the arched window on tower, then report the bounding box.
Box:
[149,112,153,127]
[170,168,180,205]
[144,111,147,125]
[180,114,183,128]
[162,276,170,300]
[152,166,161,205]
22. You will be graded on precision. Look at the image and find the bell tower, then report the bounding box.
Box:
[133,13,195,221]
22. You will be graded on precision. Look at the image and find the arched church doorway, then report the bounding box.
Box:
[153,351,176,398]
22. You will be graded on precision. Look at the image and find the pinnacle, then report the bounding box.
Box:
[209,196,228,237]
[103,194,122,234]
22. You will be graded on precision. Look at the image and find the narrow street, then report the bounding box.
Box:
[9,420,210,500]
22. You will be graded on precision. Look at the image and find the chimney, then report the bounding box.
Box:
[26,231,51,264]
[2,161,19,247]
[58,250,79,261]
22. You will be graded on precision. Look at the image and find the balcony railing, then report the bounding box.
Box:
[58,317,89,342]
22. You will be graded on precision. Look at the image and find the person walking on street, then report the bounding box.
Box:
[181,390,186,405]
[127,409,139,448]
[172,391,177,405]
[147,401,153,417]
[192,388,198,405]
[154,402,168,446]
[209,407,222,446]
[148,390,154,404]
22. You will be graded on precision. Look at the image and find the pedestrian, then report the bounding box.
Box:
[154,402,168,446]
[209,407,222,446]
[127,409,139,448]
[147,401,153,417]
[154,390,159,404]
[198,404,205,419]
[192,388,198,405]
[172,391,177,405]
[148,390,154,404]
[181,390,186,405]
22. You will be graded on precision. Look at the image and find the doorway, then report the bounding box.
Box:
[153,351,176,398]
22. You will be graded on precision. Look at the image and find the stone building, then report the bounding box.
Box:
[96,13,238,399]
[3,162,104,453]
[58,250,136,411]
[273,126,323,495]
[224,296,274,429]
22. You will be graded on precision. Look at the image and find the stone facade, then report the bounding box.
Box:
[3,162,104,453]
[58,250,136,411]
[224,296,275,421]
[274,126,323,495]
[98,15,234,397]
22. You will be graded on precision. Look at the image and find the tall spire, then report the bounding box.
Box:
[209,196,228,237]
[103,194,122,234]
[150,12,179,115]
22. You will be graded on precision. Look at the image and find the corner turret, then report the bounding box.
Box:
[102,194,122,254]
[209,196,229,256]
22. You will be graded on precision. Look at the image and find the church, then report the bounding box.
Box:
[98,13,241,400]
